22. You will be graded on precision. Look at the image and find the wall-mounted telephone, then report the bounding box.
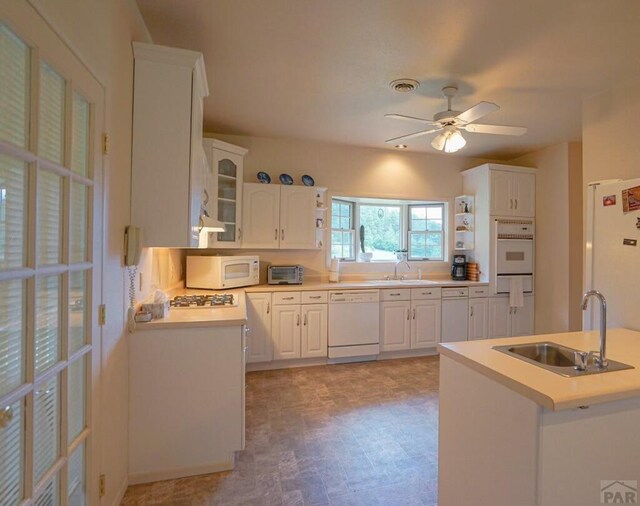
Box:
[124,226,142,266]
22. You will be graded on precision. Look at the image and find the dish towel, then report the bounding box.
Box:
[509,276,524,308]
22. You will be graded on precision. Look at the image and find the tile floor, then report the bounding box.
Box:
[122,356,440,505]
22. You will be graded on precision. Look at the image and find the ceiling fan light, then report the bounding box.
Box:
[431,132,447,151]
[444,129,466,153]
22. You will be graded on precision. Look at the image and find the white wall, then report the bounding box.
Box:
[509,142,583,334]
[204,134,491,279]
[26,1,151,504]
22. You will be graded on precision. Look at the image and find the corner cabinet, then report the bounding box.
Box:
[202,139,248,248]
[242,183,324,249]
[131,42,210,247]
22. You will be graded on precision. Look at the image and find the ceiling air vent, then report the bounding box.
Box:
[389,79,420,93]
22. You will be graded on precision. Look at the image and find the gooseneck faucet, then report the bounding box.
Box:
[581,290,608,369]
[394,259,411,280]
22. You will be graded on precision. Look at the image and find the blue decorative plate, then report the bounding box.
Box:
[257,171,271,184]
[301,174,315,187]
[279,173,294,185]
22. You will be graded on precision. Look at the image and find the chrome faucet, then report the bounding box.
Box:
[394,259,411,280]
[580,290,608,369]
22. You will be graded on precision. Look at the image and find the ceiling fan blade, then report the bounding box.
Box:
[463,123,527,136]
[455,101,500,124]
[385,127,443,144]
[384,113,437,124]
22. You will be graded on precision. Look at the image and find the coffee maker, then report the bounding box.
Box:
[451,254,467,281]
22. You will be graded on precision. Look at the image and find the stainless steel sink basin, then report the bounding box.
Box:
[493,341,634,377]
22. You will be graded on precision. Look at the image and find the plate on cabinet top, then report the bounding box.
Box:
[257,171,271,184]
[279,173,294,185]
[301,174,315,186]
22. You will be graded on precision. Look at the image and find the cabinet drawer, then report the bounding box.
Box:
[301,291,328,304]
[469,286,489,298]
[273,292,301,305]
[380,288,411,301]
[442,287,469,298]
[411,287,442,300]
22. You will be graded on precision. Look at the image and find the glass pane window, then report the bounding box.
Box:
[0,398,24,505]
[33,375,60,483]
[331,200,354,260]
[0,23,30,149]
[69,270,87,354]
[67,356,85,442]
[0,154,27,269]
[409,204,444,260]
[35,473,59,506]
[0,279,25,397]
[359,204,401,261]
[71,92,89,176]
[38,61,66,164]
[70,182,87,264]
[35,275,61,375]
[67,442,85,506]
[37,170,62,266]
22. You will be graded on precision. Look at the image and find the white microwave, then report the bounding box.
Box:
[186,255,260,290]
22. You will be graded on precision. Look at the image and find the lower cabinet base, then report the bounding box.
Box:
[129,453,236,485]
[247,347,439,371]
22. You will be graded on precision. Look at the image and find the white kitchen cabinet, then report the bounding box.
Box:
[246,292,272,363]
[411,299,442,348]
[202,139,248,248]
[380,301,412,351]
[131,42,210,247]
[129,325,244,483]
[272,305,301,360]
[242,183,319,249]
[490,169,535,218]
[301,304,328,358]
[468,298,489,340]
[488,295,534,338]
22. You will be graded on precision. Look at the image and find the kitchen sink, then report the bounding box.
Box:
[493,341,634,377]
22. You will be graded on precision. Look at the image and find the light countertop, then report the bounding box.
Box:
[438,328,640,411]
[245,279,489,292]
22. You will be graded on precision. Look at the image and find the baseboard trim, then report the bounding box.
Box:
[128,457,235,485]
[247,357,327,371]
[377,348,438,360]
[112,476,129,506]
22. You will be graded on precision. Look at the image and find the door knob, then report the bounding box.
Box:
[0,406,14,428]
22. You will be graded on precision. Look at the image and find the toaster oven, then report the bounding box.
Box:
[268,265,304,285]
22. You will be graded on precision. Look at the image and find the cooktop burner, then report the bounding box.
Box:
[169,294,235,308]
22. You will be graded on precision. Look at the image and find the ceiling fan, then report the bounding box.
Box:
[385,86,526,153]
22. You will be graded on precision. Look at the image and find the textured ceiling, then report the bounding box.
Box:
[136,0,640,159]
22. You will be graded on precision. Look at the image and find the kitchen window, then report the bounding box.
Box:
[331,197,446,261]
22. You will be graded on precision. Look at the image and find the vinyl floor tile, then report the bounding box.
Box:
[122,356,439,506]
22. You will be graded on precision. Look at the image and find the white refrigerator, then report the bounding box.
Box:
[585,178,640,331]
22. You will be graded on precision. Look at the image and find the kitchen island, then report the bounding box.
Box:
[438,328,640,506]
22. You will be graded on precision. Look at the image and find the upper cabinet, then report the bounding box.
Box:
[130,42,210,248]
[201,139,248,248]
[242,183,323,249]
[490,169,535,218]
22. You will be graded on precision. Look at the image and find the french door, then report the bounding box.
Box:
[0,3,103,505]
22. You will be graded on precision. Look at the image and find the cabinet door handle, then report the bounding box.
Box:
[406,308,410,320]
[390,293,401,297]
[412,308,416,320]
[509,307,513,314]
[309,296,322,299]
[275,228,278,240]
[282,297,294,300]
[510,198,513,209]
[470,307,474,317]
[266,302,270,314]
[515,199,518,210]
[281,229,285,241]
[238,228,242,240]
[304,314,308,326]
[297,314,300,326]
[514,308,518,314]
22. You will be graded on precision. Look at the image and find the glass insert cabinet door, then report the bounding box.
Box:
[203,139,247,248]
[0,5,103,505]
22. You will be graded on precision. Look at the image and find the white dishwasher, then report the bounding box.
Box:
[328,290,380,362]
[441,287,469,342]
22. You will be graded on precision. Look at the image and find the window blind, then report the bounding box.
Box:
[38,61,65,164]
[67,356,85,442]
[35,275,60,375]
[0,399,23,505]
[0,154,27,270]
[71,92,89,177]
[0,279,25,397]
[33,375,59,484]
[37,170,62,266]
